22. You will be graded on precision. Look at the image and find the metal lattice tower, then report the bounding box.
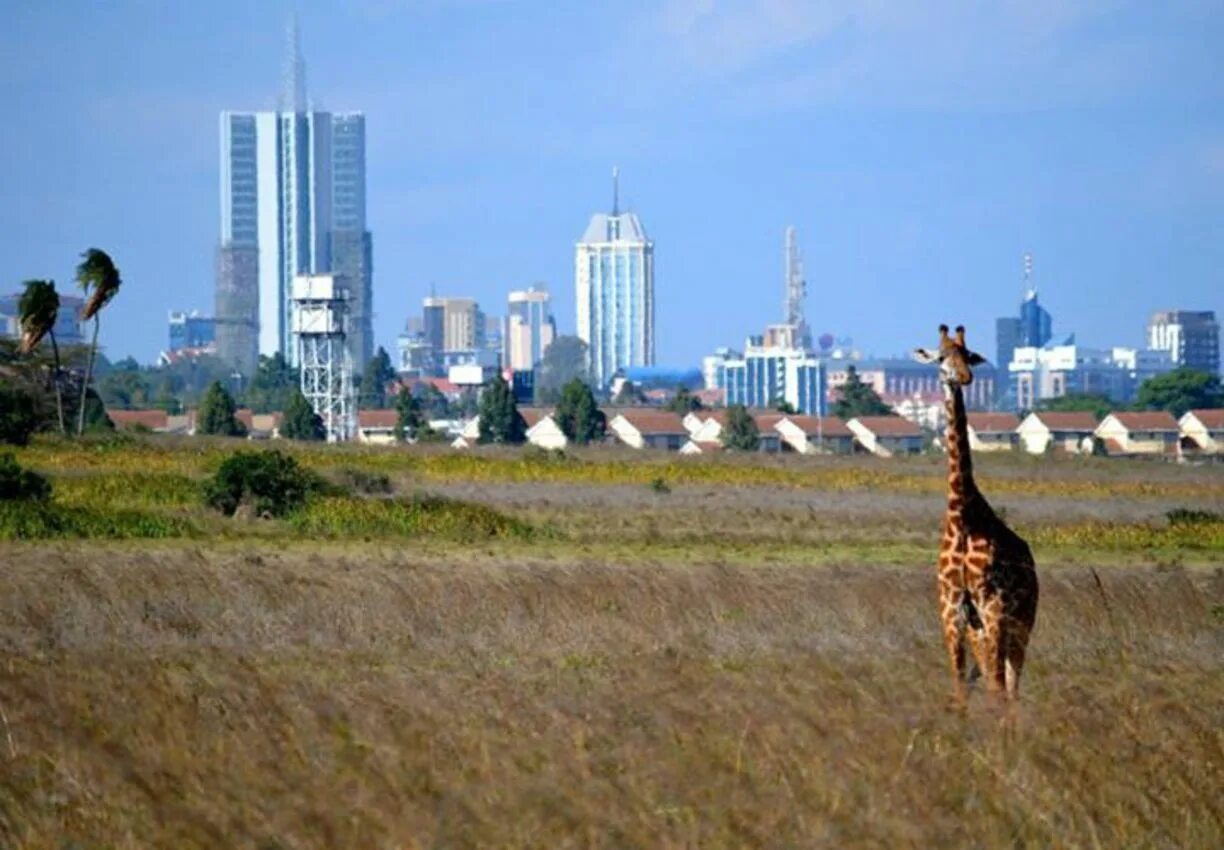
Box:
[784,226,811,348]
[292,274,355,442]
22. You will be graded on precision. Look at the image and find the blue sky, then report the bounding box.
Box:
[2,0,1222,366]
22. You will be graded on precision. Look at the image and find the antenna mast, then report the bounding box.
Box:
[784,226,810,348]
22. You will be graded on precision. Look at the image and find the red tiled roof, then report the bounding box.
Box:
[967,412,1020,433]
[614,410,687,435]
[781,415,853,437]
[849,415,923,436]
[358,409,398,429]
[752,413,787,432]
[692,388,724,407]
[1107,411,1179,431]
[518,407,553,428]
[1031,412,1098,430]
[1186,409,1224,429]
[108,409,168,430]
[397,377,460,397]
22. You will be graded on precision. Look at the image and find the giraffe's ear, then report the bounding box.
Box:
[965,351,986,366]
[912,348,940,364]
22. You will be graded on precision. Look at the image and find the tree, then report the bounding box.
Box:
[478,376,527,444]
[281,389,325,441]
[17,280,65,434]
[394,387,424,441]
[359,347,396,409]
[666,386,703,414]
[419,384,452,419]
[555,378,606,444]
[535,336,590,404]
[1039,393,1113,420]
[1135,368,1223,418]
[722,404,760,451]
[774,400,797,415]
[243,353,298,414]
[614,380,644,405]
[832,365,891,419]
[75,248,122,436]
[197,380,245,437]
[99,367,153,410]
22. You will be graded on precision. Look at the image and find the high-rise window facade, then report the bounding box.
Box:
[505,287,556,371]
[575,181,654,388]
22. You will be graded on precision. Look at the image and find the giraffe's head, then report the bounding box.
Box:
[912,324,986,386]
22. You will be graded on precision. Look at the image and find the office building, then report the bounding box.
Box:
[1008,343,1174,410]
[504,286,556,371]
[1147,310,1219,375]
[216,18,372,375]
[575,169,654,387]
[995,255,1053,400]
[168,311,216,353]
[711,336,827,416]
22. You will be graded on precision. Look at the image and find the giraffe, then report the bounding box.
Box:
[913,325,1038,703]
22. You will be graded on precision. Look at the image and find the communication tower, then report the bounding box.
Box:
[784,226,812,349]
[292,273,355,442]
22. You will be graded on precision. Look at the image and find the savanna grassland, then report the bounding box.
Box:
[1,436,1222,848]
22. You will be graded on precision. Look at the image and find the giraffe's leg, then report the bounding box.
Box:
[1003,623,1029,699]
[939,587,967,704]
[976,598,1006,696]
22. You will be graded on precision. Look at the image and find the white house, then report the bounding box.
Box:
[1179,409,1224,455]
[966,413,1020,452]
[608,410,688,450]
[1094,411,1180,457]
[1015,411,1098,454]
[678,439,722,455]
[845,416,925,457]
[774,415,855,454]
[356,410,399,445]
[684,410,782,452]
[525,411,568,450]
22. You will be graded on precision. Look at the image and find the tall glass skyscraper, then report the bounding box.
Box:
[575,171,654,388]
[216,20,373,375]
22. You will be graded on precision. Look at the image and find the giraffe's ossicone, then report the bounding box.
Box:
[914,325,1039,702]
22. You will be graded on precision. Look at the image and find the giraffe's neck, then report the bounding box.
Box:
[943,382,976,519]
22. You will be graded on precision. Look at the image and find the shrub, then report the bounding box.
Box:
[0,385,40,446]
[203,450,321,518]
[333,467,393,495]
[1166,507,1222,527]
[649,477,671,495]
[0,453,51,501]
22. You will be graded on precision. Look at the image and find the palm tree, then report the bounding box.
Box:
[17,279,65,434]
[75,248,121,435]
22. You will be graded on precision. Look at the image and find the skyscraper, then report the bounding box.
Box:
[215,19,373,376]
[575,169,654,388]
[504,286,556,371]
[995,255,1053,401]
[1147,310,1219,375]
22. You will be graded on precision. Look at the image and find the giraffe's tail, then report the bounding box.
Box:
[959,592,983,684]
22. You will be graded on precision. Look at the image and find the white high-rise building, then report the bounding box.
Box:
[504,287,556,371]
[575,169,654,388]
[216,18,373,373]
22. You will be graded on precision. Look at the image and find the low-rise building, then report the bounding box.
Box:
[108,409,170,431]
[357,410,399,445]
[966,413,1020,452]
[608,410,688,450]
[1094,411,1180,457]
[235,410,282,440]
[683,410,782,452]
[1179,409,1224,455]
[1015,411,1097,454]
[525,411,568,450]
[774,415,855,454]
[846,416,925,457]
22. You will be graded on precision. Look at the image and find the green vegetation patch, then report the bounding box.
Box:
[289,494,539,541]
[0,501,192,540]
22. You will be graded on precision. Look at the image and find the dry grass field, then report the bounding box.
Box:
[1,438,1222,848]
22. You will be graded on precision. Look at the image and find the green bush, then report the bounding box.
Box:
[0,385,40,446]
[203,450,322,518]
[0,453,51,501]
[0,502,191,540]
[1166,507,1222,527]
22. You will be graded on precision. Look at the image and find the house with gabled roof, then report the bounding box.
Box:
[1094,411,1180,457]
[1016,411,1098,454]
[966,412,1020,452]
[107,409,170,432]
[524,410,568,450]
[845,416,925,457]
[1179,409,1224,455]
[357,410,399,445]
[682,409,782,452]
[608,410,688,450]
[774,415,855,454]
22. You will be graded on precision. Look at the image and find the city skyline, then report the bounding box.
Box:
[2,2,1222,368]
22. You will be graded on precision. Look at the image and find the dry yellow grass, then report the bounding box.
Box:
[0,544,1220,849]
